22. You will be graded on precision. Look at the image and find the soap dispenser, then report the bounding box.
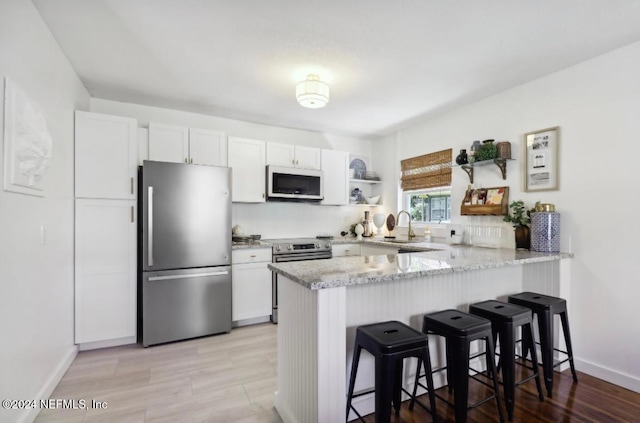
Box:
[424,226,431,242]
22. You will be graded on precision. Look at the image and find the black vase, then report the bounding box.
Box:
[515,225,530,250]
[455,149,468,165]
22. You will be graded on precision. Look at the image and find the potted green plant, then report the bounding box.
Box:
[503,200,536,250]
[473,142,497,162]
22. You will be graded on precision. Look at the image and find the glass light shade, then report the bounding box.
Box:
[296,74,329,108]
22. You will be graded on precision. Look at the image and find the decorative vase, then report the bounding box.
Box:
[355,223,364,240]
[455,149,468,165]
[531,207,560,252]
[372,213,386,237]
[514,225,530,250]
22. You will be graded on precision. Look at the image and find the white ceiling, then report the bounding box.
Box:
[33,0,640,138]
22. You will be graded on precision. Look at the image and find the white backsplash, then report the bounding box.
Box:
[232,202,382,238]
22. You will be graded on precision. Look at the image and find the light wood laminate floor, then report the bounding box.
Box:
[36,323,281,423]
[36,322,640,422]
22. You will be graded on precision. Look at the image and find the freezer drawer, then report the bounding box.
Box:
[142,266,231,347]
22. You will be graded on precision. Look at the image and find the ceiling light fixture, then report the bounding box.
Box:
[296,74,329,108]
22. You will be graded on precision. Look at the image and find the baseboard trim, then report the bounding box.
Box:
[274,391,296,423]
[77,336,136,351]
[232,315,271,328]
[22,345,78,423]
[575,358,640,394]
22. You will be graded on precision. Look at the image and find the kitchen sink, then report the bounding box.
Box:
[385,239,427,244]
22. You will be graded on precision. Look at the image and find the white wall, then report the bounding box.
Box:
[0,1,90,422]
[395,41,640,392]
[90,99,381,236]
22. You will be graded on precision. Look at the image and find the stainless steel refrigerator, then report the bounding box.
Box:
[139,160,232,347]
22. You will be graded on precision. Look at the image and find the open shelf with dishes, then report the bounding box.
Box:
[349,179,383,206]
[349,178,382,184]
[348,155,382,205]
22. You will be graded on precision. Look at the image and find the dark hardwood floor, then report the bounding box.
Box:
[362,367,640,423]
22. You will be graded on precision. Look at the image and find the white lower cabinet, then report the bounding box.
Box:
[231,249,272,323]
[332,243,361,257]
[75,199,136,345]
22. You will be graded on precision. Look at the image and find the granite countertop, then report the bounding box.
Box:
[231,236,444,251]
[233,236,453,252]
[268,247,573,290]
[231,240,272,250]
[333,237,450,251]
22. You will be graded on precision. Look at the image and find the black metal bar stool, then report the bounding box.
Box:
[508,292,578,398]
[409,309,505,423]
[469,300,544,420]
[346,320,437,423]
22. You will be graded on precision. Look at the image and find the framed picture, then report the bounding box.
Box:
[524,126,559,192]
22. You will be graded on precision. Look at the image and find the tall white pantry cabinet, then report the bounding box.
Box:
[74,111,138,348]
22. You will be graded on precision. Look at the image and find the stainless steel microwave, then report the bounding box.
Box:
[266,165,323,201]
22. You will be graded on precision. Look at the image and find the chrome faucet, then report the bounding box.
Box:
[396,210,415,240]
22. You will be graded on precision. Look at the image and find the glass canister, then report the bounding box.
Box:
[469,140,481,162]
[530,203,560,252]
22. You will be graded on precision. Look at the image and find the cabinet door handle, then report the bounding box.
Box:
[131,205,134,223]
[250,255,257,258]
[296,159,299,165]
[184,158,188,163]
[130,177,134,195]
[190,158,193,164]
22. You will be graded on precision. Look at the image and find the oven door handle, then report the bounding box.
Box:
[273,253,332,262]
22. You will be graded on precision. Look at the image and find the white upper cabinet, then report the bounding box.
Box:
[266,142,321,170]
[228,137,266,203]
[189,128,227,166]
[266,142,295,167]
[75,111,137,200]
[321,149,349,205]
[295,146,322,170]
[148,123,189,164]
[148,123,227,166]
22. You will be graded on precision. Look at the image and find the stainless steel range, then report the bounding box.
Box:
[267,238,333,323]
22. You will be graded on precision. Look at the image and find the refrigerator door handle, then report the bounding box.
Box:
[148,271,229,282]
[148,186,154,267]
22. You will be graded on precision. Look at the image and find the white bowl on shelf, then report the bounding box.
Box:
[365,195,380,205]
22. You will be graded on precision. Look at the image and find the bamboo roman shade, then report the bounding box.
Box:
[400,148,452,190]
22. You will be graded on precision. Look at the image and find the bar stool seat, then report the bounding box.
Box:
[469,300,544,421]
[508,292,578,398]
[346,320,437,423]
[410,309,505,423]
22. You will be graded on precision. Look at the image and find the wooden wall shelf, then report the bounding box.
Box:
[460,186,509,216]
[460,159,512,183]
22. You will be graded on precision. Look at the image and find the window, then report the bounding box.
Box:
[404,187,452,223]
[400,148,452,223]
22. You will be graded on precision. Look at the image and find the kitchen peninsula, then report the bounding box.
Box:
[269,245,573,423]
